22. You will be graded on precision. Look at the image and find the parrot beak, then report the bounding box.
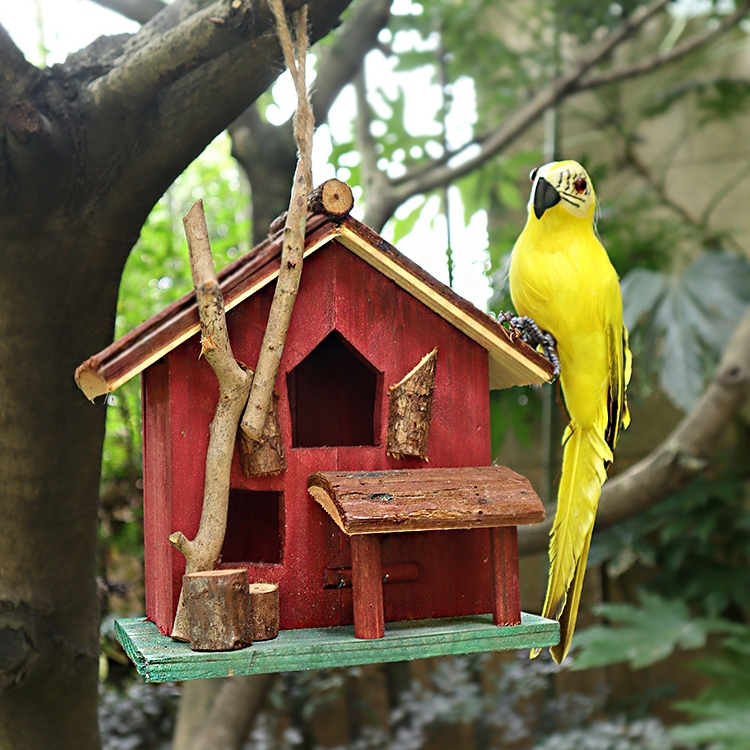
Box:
[533,177,561,219]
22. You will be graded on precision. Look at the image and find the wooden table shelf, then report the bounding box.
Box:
[115,613,560,683]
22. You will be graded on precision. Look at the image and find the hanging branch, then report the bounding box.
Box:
[240,0,314,448]
[168,200,253,641]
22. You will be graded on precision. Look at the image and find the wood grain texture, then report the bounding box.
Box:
[183,569,252,651]
[239,392,286,476]
[115,614,560,682]
[249,583,280,641]
[307,465,545,535]
[351,535,385,639]
[387,348,437,460]
[308,178,354,218]
[142,243,536,635]
[490,527,521,626]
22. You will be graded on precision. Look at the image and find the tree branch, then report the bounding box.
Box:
[87,0,273,115]
[312,0,392,123]
[354,68,393,231]
[518,307,750,555]
[578,0,750,91]
[93,0,351,230]
[365,0,672,226]
[89,0,167,24]
[229,0,390,241]
[169,200,252,640]
[240,1,313,446]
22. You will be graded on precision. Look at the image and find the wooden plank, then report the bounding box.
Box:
[74,216,335,400]
[490,527,521,626]
[75,213,553,401]
[336,222,553,389]
[115,614,560,683]
[351,535,385,639]
[308,465,545,535]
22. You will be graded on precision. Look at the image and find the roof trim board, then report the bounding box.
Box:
[75,214,552,401]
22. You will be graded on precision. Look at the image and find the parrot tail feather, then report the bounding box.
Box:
[536,422,610,664]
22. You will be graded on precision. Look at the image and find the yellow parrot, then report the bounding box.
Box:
[509,160,631,664]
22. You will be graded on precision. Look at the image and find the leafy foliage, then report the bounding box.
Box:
[620,251,750,411]
[590,466,750,619]
[571,592,738,671]
[671,633,750,750]
[245,653,675,750]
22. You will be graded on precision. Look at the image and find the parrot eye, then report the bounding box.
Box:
[574,176,587,193]
[529,167,539,182]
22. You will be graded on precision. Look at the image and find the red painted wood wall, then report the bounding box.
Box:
[143,241,494,635]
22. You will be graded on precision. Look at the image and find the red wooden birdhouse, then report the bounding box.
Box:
[77,185,558,678]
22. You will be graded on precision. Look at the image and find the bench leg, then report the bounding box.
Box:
[490,527,521,626]
[351,535,385,639]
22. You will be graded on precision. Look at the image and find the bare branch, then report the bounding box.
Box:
[312,0,392,123]
[382,0,672,211]
[123,0,215,54]
[240,1,314,446]
[518,308,750,555]
[86,0,272,115]
[89,0,167,24]
[169,200,252,640]
[356,70,396,231]
[579,0,750,91]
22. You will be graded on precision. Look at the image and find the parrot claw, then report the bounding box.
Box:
[503,314,561,379]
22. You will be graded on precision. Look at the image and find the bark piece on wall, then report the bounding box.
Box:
[386,348,437,460]
[249,582,280,641]
[183,568,252,651]
[239,392,286,476]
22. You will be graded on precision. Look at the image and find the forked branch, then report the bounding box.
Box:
[240,1,314,446]
[168,200,252,640]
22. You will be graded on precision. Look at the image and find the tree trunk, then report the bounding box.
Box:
[0,230,129,749]
[0,1,352,746]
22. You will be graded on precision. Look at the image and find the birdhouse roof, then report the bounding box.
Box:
[75,210,553,401]
[307,466,545,535]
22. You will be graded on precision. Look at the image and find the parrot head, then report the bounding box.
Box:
[528,160,596,222]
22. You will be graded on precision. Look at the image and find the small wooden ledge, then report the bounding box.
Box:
[115,614,560,682]
[307,465,545,536]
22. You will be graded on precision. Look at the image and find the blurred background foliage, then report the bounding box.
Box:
[77,0,750,747]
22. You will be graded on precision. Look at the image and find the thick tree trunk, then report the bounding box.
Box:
[0,230,129,749]
[0,1,352,746]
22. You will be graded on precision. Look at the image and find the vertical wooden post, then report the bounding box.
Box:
[490,526,521,626]
[351,534,385,639]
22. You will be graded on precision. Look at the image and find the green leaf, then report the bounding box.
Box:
[570,592,735,671]
[620,268,666,330]
[622,251,750,411]
[670,710,750,750]
[671,630,750,750]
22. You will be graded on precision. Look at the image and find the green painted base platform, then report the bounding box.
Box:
[115,613,560,682]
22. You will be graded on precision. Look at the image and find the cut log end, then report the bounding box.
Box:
[308,179,354,219]
[249,582,280,640]
[183,569,252,651]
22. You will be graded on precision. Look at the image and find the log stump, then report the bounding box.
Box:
[249,583,280,641]
[307,178,354,219]
[183,568,252,651]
